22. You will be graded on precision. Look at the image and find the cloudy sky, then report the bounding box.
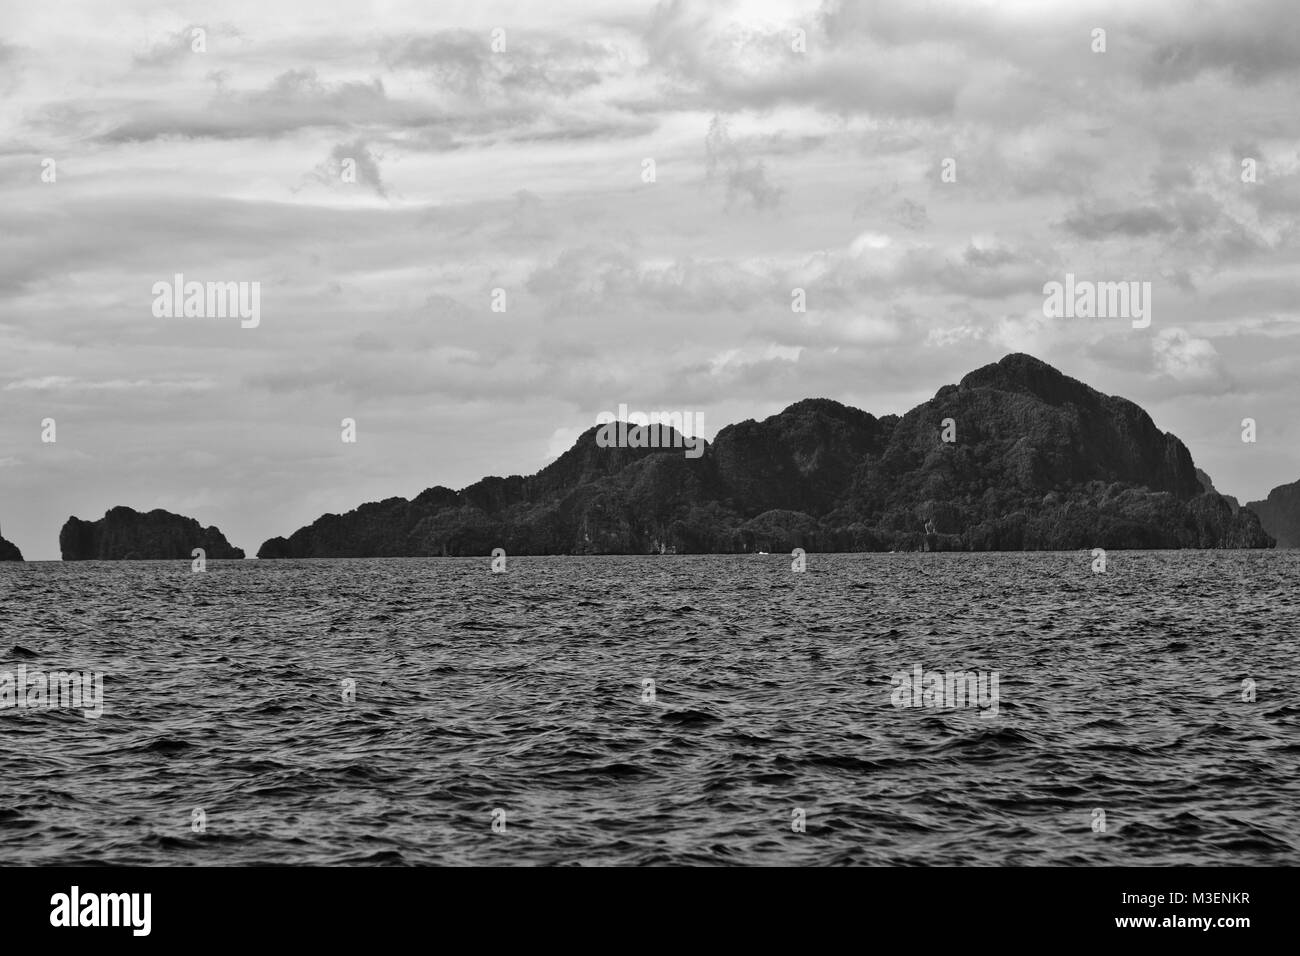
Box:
[1,0,1298,559]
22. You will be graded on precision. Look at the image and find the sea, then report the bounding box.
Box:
[1,551,1297,865]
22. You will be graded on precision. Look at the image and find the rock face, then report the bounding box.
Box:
[258,353,1273,556]
[1246,480,1300,548]
[0,526,22,561]
[1196,468,1240,511]
[60,507,245,560]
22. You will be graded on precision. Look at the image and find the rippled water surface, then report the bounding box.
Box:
[1,552,1297,865]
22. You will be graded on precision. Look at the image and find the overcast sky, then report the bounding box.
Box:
[2,0,1298,559]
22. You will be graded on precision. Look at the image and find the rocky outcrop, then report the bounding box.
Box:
[60,507,245,560]
[0,526,22,561]
[1246,480,1300,548]
[258,353,1273,556]
[1196,468,1240,511]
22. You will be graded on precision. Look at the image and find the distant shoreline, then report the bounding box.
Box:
[4,546,1292,564]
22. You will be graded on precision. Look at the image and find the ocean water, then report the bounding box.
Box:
[1,552,1297,866]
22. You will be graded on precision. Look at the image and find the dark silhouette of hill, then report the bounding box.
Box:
[257,353,1273,557]
[1246,480,1300,548]
[0,525,21,561]
[60,507,245,560]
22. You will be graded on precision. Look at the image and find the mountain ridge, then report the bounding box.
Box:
[1246,480,1300,549]
[256,353,1273,557]
[59,507,246,560]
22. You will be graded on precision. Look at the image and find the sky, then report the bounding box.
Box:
[1,0,1298,559]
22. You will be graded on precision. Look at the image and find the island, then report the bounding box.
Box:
[60,507,245,560]
[256,353,1272,557]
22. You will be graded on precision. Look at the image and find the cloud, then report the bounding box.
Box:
[307,139,389,197]
[1137,0,1300,87]
[98,69,392,142]
[381,30,610,98]
[1152,327,1226,385]
[1061,205,1179,239]
[525,244,773,316]
[704,115,784,210]
[131,24,244,69]
[3,376,216,392]
[642,0,964,117]
[890,199,930,231]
